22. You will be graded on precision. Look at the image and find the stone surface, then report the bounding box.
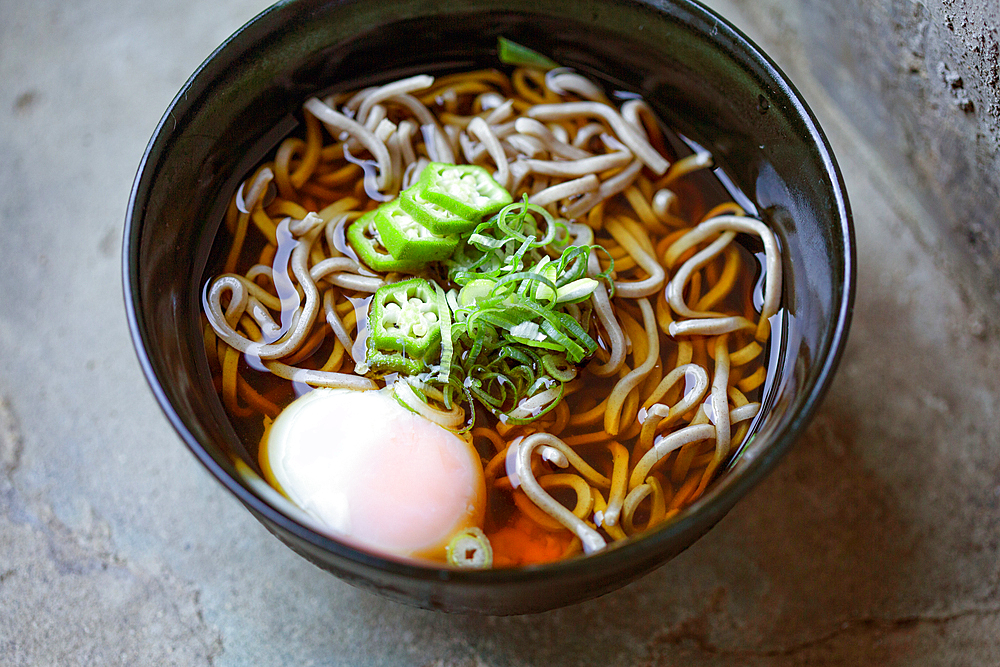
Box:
[2,0,1000,665]
[720,0,1000,318]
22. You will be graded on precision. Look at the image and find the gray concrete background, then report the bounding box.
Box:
[727,0,1000,325]
[2,0,999,665]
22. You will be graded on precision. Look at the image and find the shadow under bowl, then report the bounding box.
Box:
[124,0,854,614]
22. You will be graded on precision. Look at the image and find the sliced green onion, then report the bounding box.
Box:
[510,320,543,341]
[535,277,600,303]
[434,283,453,386]
[447,527,493,568]
[361,192,614,427]
[541,354,578,382]
[498,37,560,70]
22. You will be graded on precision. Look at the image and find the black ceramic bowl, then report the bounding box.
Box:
[124,0,854,614]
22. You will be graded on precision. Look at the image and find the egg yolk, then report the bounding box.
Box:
[260,388,485,560]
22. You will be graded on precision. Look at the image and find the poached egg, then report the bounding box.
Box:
[260,388,485,561]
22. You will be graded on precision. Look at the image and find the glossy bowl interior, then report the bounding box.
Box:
[124,0,854,614]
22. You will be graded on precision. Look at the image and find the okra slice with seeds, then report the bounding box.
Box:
[346,211,423,273]
[417,162,513,222]
[373,200,458,262]
[367,277,442,359]
[400,185,478,235]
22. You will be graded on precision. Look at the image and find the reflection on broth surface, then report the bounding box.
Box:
[201,49,782,569]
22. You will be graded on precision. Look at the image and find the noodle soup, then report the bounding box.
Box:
[201,49,782,568]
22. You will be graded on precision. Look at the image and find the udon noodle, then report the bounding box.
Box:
[202,57,781,568]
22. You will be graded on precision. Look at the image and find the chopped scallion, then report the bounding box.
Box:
[497,37,560,70]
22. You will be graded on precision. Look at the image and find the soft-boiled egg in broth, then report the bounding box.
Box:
[260,388,485,561]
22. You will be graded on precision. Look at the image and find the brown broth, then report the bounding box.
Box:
[201,66,777,567]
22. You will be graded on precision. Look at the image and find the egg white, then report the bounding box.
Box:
[260,388,485,560]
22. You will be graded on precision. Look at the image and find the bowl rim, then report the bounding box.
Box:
[123,0,855,589]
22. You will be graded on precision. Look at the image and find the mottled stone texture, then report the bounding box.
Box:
[715,0,1000,316]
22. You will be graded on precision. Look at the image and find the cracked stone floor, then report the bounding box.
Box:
[2,0,999,665]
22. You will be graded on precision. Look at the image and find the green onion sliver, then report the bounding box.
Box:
[497,37,560,70]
